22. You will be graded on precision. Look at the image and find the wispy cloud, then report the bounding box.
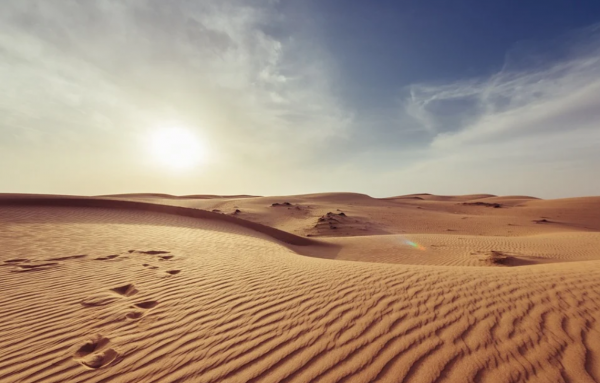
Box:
[404,24,600,147]
[386,24,600,197]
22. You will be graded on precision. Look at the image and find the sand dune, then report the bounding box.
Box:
[114,192,600,238]
[99,193,259,200]
[0,195,318,247]
[1,193,600,382]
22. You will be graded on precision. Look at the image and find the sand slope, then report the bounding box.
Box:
[100,192,600,237]
[1,194,600,382]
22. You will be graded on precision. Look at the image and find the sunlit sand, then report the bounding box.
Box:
[1,192,599,382]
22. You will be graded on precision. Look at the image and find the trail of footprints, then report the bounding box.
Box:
[3,249,181,370]
[2,259,63,272]
[95,249,181,276]
[1,254,93,272]
[3,249,180,370]
[2,249,180,275]
[76,282,159,368]
[74,249,181,369]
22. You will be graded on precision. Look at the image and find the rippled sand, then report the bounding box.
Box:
[1,193,599,382]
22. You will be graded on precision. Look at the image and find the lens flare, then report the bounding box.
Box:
[404,239,426,251]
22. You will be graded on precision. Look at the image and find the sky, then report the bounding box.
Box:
[1,0,600,198]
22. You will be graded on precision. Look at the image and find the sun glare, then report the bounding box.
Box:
[150,126,205,170]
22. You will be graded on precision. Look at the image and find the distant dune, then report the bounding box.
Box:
[1,192,600,382]
[98,193,259,199]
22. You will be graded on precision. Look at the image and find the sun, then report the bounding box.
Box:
[149,126,206,170]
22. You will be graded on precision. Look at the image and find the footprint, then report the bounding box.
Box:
[166,270,181,275]
[124,300,158,320]
[110,283,138,297]
[95,255,119,261]
[134,301,159,309]
[125,311,144,320]
[79,348,119,369]
[11,262,59,272]
[130,250,170,255]
[73,335,119,369]
[74,335,111,357]
[82,283,139,306]
[159,255,174,260]
[46,254,87,261]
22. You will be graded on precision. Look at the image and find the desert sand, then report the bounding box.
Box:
[1,192,599,382]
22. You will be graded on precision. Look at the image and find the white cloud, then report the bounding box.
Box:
[0,1,350,179]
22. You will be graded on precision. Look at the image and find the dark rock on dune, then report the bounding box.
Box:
[462,202,502,208]
[271,202,292,207]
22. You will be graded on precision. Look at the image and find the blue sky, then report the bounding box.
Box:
[279,1,600,99]
[1,1,600,197]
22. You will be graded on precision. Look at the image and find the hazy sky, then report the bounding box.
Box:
[2,1,600,198]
